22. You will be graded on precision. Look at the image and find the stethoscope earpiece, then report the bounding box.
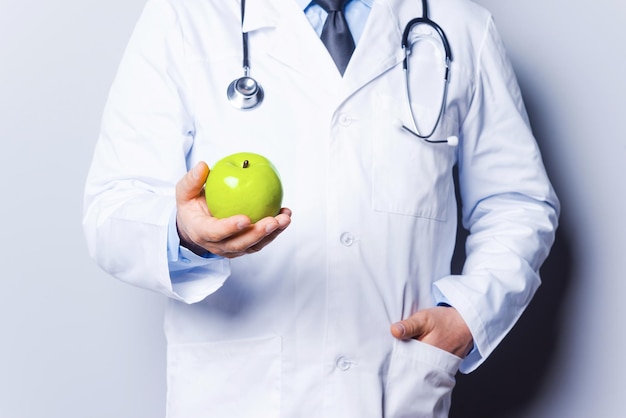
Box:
[227,75,264,110]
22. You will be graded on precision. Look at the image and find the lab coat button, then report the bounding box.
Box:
[336,356,352,371]
[338,113,352,126]
[340,232,355,247]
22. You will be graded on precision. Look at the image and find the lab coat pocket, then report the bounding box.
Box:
[384,339,461,418]
[166,335,282,418]
[372,94,457,220]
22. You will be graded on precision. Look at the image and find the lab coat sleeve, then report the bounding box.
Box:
[433,16,560,373]
[83,0,230,303]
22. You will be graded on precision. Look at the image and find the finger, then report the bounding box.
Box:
[246,231,283,253]
[200,214,252,243]
[246,216,292,253]
[251,209,293,242]
[193,208,292,257]
[278,207,292,217]
[176,162,209,203]
[390,311,431,340]
[390,322,409,339]
[231,209,292,255]
[276,208,292,227]
[229,217,281,249]
[206,215,283,256]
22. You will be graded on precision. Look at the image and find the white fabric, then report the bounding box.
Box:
[83,0,559,416]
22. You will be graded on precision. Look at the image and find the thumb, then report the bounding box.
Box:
[176,162,209,203]
[390,311,430,340]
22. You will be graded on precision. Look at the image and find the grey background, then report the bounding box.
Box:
[1,0,624,417]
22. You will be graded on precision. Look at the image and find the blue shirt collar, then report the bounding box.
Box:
[296,0,375,12]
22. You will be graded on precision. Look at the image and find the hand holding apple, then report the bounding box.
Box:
[175,160,291,258]
[205,152,283,223]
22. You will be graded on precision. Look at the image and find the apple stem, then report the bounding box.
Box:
[243,160,249,168]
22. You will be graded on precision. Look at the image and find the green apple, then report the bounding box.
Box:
[204,152,283,223]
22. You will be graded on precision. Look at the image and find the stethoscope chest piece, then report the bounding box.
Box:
[227,75,264,110]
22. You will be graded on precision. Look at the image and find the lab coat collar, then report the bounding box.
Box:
[341,0,401,90]
[342,0,420,94]
[242,0,282,32]
[242,0,418,98]
[294,0,311,12]
[244,0,346,86]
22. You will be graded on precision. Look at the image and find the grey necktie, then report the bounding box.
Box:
[316,0,355,75]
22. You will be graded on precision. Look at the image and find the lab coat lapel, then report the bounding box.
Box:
[343,0,421,96]
[342,0,400,92]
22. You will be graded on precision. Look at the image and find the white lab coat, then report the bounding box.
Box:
[83,0,559,416]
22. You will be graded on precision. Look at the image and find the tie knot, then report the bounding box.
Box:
[315,0,350,13]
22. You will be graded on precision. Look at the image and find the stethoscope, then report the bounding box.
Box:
[227,0,457,146]
[227,0,264,110]
[399,0,457,146]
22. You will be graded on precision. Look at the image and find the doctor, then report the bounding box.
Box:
[83,0,559,416]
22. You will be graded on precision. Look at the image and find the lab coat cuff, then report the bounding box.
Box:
[167,209,231,304]
[169,255,231,304]
[432,278,489,373]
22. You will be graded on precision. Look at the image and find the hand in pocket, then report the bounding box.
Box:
[390,306,473,358]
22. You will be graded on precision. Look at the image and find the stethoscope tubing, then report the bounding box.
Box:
[400,0,452,142]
